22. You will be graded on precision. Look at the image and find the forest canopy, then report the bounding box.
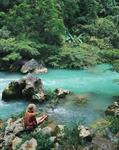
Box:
[0,0,119,70]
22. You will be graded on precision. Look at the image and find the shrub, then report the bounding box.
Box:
[82,18,117,38]
[19,132,53,150]
[112,59,119,72]
[0,38,40,62]
[108,116,119,134]
[48,43,101,69]
[61,125,85,150]
[45,89,55,101]
[111,33,119,48]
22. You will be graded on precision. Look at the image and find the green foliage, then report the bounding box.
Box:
[112,59,119,72]
[0,38,40,62]
[2,0,65,45]
[0,0,119,70]
[45,89,55,101]
[48,44,101,69]
[19,131,53,150]
[33,132,53,150]
[82,18,117,38]
[10,110,25,120]
[111,33,119,48]
[0,122,7,133]
[103,49,119,61]
[61,125,84,149]
[108,116,119,134]
[86,36,112,50]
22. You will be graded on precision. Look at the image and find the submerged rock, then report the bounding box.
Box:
[21,59,47,74]
[2,75,45,102]
[54,88,70,98]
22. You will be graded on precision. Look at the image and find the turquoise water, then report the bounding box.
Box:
[0,64,119,125]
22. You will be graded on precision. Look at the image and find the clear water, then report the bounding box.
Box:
[0,64,119,125]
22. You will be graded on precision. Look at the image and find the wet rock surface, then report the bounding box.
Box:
[2,75,45,102]
[54,88,70,98]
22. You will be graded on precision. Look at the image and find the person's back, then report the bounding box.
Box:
[23,103,48,130]
[23,104,37,130]
[23,111,37,130]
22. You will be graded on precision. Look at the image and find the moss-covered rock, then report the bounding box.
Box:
[2,75,45,102]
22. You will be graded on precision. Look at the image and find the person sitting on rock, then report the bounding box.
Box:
[23,104,48,130]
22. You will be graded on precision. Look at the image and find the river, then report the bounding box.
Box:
[0,64,119,125]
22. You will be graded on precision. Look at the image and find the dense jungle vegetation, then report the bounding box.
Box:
[0,0,119,70]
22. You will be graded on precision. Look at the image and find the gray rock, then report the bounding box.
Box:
[92,137,114,150]
[5,118,24,136]
[20,138,37,150]
[55,125,65,138]
[41,126,54,136]
[49,136,56,143]
[2,75,45,102]
[12,137,22,150]
[21,59,47,74]
[54,88,70,98]
[4,133,15,147]
[105,101,119,116]
[78,125,92,142]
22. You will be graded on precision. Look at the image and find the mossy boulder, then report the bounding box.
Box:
[2,75,45,102]
[2,81,24,100]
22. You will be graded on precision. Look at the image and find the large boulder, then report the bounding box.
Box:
[105,101,119,116]
[2,75,45,102]
[0,118,24,149]
[20,59,47,74]
[2,81,23,99]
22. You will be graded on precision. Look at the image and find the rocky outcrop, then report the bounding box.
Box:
[105,101,119,116]
[20,138,37,150]
[78,125,92,142]
[12,137,22,150]
[0,118,24,149]
[2,75,45,102]
[91,137,114,150]
[54,88,70,98]
[20,59,47,74]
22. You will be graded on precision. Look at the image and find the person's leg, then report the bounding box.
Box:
[36,114,48,124]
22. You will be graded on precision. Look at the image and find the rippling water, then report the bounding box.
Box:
[0,64,119,125]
